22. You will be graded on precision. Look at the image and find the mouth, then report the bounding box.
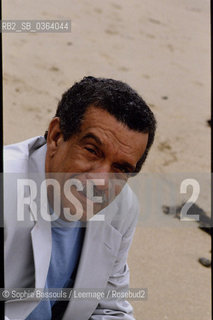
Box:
[80,188,94,201]
[79,187,108,203]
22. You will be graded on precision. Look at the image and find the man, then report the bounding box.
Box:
[4,76,156,319]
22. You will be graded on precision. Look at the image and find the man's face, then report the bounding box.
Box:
[45,106,148,221]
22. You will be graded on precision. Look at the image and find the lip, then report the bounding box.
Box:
[77,188,108,209]
[80,188,93,201]
[68,179,109,207]
[76,188,94,204]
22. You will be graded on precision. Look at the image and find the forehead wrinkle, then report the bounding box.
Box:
[81,107,141,146]
[83,125,138,152]
[80,132,103,146]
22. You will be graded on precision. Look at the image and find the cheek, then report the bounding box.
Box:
[62,153,94,173]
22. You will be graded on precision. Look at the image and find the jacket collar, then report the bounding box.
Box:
[28,138,52,289]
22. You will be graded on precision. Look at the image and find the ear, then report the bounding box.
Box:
[46,117,64,156]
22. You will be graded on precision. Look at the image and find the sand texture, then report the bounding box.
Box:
[3,0,211,319]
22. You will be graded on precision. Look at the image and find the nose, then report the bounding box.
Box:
[87,164,111,192]
[86,163,125,204]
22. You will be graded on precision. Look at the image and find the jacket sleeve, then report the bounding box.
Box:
[89,189,139,320]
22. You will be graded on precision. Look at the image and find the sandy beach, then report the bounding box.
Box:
[3,0,211,319]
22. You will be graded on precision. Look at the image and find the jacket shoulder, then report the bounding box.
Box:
[4,136,46,172]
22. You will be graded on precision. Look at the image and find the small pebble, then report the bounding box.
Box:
[206,119,211,127]
[50,66,59,72]
[198,257,211,268]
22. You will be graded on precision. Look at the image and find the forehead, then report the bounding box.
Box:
[79,106,148,157]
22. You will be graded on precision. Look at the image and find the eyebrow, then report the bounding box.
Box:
[80,133,103,145]
[81,132,136,172]
[116,162,136,172]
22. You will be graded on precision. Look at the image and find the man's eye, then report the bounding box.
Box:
[114,165,128,174]
[85,147,97,156]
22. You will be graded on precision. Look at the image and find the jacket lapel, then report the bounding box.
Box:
[29,140,52,289]
[5,138,52,319]
[63,201,122,320]
[31,216,52,289]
